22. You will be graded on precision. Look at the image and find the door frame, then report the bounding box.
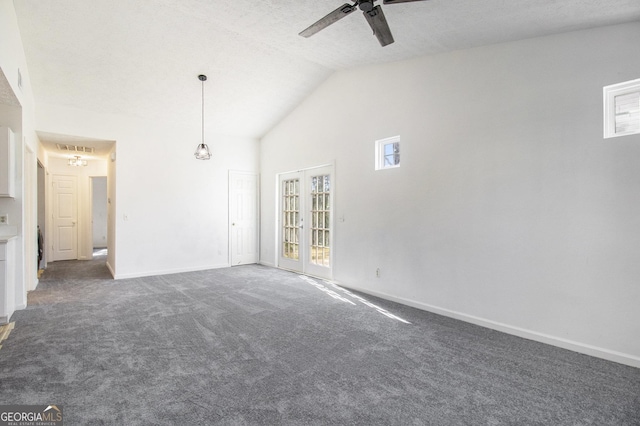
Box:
[89,176,108,256]
[276,164,334,280]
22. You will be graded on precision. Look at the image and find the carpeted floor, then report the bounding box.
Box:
[0,256,639,425]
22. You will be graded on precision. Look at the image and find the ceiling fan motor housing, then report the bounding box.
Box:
[358,0,375,12]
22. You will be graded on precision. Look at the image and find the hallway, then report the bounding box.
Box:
[32,249,111,286]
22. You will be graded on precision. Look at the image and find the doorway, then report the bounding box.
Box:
[278,165,333,280]
[91,176,107,257]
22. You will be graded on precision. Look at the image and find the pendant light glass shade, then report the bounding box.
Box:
[194,74,211,160]
[194,143,211,160]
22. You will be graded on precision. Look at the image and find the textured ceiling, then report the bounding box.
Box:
[12,0,640,141]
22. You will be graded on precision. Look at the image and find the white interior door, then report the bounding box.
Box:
[278,166,333,279]
[52,174,78,261]
[229,171,259,265]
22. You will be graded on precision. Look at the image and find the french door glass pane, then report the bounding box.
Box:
[282,178,300,260]
[310,174,330,267]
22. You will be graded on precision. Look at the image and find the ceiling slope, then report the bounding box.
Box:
[13,0,640,139]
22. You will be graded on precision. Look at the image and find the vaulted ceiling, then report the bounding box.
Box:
[13,0,640,140]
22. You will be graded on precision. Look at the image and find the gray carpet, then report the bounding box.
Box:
[0,256,639,425]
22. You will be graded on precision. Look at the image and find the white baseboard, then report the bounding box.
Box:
[259,260,276,267]
[113,263,231,280]
[336,282,640,369]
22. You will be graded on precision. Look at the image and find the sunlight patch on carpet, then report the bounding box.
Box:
[299,275,411,324]
[0,322,15,351]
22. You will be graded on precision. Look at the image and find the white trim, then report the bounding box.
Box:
[112,262,230,280]
[604,78,640,139]
[277,163,334,175]
[335,281,640,369]
[106,260,115,278]
[273,173,279,268]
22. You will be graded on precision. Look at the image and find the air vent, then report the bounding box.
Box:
[56,144,95,154]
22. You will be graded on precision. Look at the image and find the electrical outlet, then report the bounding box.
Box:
[376,268,380,278]
[0,214,8,225]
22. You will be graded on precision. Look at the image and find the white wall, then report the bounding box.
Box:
[0,0,39,318]
[3,0,258,283]
[36,104,259,279]
[260,22,640,367]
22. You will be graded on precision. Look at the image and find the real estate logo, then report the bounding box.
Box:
[0,405,63,426]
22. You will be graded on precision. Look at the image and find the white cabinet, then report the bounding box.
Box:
[0,237,16,324]
[0,126,16,198]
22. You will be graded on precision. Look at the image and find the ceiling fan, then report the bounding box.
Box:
[299,0,429,47]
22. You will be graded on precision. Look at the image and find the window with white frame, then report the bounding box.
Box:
[604,78,640,138]
[375,136,400,170]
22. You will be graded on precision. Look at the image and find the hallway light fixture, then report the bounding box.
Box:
[68,155,87,167]
[194,74,211,160]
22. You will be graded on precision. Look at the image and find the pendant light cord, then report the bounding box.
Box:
[194,74,210,159]
[201,78,205,144]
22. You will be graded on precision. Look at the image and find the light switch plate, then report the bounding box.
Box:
[0,214,8,225]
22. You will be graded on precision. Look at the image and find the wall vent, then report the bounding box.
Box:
[56,144,95,153]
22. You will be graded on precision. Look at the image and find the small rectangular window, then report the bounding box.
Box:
[604,78,640,138]
[375,136,400,170]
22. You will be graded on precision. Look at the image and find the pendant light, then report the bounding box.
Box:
[68,155,88,167]
[194,74,211,160]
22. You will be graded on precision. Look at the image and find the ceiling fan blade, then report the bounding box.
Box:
[363,6,394,46]
[383,0,429,4]
[299,3,357,38]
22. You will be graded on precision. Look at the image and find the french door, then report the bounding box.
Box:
[278,165,333,279]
